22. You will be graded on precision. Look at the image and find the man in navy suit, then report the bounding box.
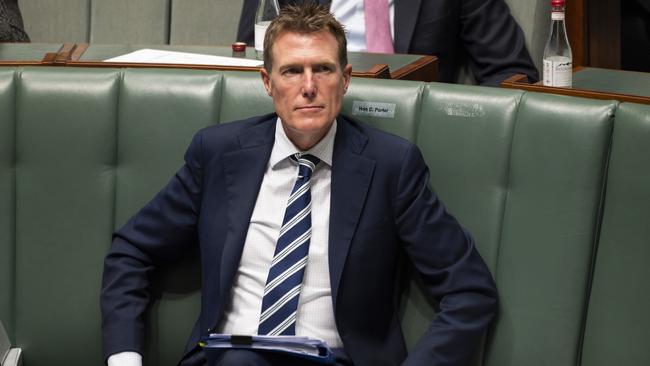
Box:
[237,0,538,86]
[101,3,497,366]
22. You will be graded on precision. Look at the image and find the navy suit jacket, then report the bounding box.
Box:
[236,0,539,86]
[101,114,497,366]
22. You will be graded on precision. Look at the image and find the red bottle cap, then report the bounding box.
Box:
[232,42,247,52]
[551,0,565,6]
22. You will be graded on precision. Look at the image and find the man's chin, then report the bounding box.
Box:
[283,118,334,135]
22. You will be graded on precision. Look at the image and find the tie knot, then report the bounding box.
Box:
[293,153,320,180]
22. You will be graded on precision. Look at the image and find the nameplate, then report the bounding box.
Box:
[352,101,396,118]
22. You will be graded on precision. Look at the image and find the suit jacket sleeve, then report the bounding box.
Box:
[395,144,498,366]
[459,0,539,86]
[100,130,205,359]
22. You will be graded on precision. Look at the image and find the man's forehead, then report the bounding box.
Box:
[271,30,340,64]
[274,29,337,46]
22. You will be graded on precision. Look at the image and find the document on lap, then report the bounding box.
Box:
[200,333,335,364]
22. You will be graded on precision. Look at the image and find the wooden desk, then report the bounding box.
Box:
[0,43,75,65]
[501,67,650,105]
[0,43,438,82]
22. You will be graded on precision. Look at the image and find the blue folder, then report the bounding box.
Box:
[200,333,335,364]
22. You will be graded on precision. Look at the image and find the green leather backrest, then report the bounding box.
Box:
[581,102,650,366]
[0,69,16,341]
[415,83,617,366]
[115,68,225,364]
[401,84,523,356]
[343,77,424,142]
[483,94,615,366]
[91,0,170,44]
[21,0,244,46]
[419,83,523,270]
[170,0,243,45]
[115,68,223,226]
[219,71,274,122]
[13,67,120,365]
[21,0,90,43]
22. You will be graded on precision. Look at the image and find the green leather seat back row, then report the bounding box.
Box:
[581,103,650,366]
[0,66,647,366]
[414,85,616,366]
[21,0,243,45]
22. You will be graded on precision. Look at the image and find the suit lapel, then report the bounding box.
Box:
[329,117,375,307]
[218,119,276,302]
[394,0,422,53]
[215,116,375,311]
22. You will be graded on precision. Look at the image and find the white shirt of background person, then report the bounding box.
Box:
[330,0,395,51]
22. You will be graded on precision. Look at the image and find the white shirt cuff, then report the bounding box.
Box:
[107,351,142,366]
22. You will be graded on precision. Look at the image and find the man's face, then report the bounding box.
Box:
[261,30,352,150]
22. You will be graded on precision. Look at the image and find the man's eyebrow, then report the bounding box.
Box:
[276,61,338,73]
[278,64,303,72]
[313,61,337,68]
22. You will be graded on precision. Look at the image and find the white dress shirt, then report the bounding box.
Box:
[108,119,342,366]
[217,119,342,346]
[330,0,395,51]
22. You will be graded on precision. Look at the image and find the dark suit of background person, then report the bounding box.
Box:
[622,0,650,72]
[237,0,539,86]
[0,0,29,42]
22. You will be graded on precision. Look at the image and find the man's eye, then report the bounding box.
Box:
[283,68,300,75]
[315,65,333,73]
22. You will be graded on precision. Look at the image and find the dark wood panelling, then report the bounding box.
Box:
[566,0,586,67]
[588,0,621,68]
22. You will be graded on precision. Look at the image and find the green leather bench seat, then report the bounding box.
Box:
[414,86,616,366]
[0,66,647,366]
[481,94,613,366]
[581,103,650,366]
[15,68,119,365]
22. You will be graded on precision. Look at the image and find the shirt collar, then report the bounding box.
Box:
[269,118,337,168]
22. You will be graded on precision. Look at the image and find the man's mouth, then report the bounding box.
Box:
[296,105,324,111]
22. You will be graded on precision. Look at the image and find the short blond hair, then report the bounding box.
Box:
[263,3,348,73]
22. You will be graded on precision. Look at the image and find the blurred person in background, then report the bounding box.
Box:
[237,0,539,86]
[0,0,30,42]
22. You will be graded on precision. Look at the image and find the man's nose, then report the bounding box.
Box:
[301,71,317,98]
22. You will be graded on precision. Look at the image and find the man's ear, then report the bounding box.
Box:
[342,63,352,93]
[260,68,272,96]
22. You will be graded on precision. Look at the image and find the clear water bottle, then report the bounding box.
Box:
[543,0,573,87]
[254,0,280,58]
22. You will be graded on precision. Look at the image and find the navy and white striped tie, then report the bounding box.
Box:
[258,153,320,336]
